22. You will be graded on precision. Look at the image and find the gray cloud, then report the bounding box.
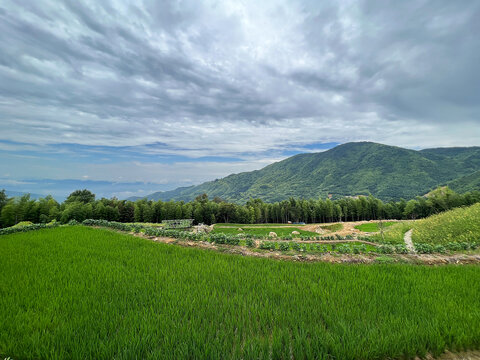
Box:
[1,0,479,161]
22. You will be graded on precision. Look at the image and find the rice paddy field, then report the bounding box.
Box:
[1,226,480,359]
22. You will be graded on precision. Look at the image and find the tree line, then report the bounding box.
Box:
[1,187,479,228]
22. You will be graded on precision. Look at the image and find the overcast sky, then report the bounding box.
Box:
[1,0,479,198]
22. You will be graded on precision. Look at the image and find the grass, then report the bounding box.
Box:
[412,203,480,244]
[211,226,317,237]
[319,223,343,232]
[355,221,396,232]
[1,226,480,359]
[370,221,414,244]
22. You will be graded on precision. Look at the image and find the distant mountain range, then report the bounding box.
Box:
[4,191,45,200]
[128,141,479,203]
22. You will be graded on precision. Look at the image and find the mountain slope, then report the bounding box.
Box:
[136,142,480,203]
[446,170,480,193]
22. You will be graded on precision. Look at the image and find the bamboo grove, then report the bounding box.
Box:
[1,187,479,228]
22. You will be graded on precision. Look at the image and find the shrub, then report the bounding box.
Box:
[377,245,395,254]
[336,244,351,254]
[291,242,301,251]
[246,238,255,248]
[259,241,276,251]
[415,243,434,254]
[394,244,408,254]
[353,244,367,254]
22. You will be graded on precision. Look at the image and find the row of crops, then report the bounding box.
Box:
[1,226,480,359]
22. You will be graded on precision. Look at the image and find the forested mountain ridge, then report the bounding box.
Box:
[133,142,480,203]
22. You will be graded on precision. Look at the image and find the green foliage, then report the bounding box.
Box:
[259,241,277,250]
[1,227,480,359]
[65,189,95,204]
[0,221,61,235]
[447,170,480,193]
[11,221,33,228]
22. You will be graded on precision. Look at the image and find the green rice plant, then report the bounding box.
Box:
[1,227,480,359]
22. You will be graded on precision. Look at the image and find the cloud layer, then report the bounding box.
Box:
[1,0,479,197]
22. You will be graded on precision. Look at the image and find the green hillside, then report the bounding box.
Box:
[140,142,480,203]
[412,203,480,245]
[446,170,480,193]
[372,203,480,245]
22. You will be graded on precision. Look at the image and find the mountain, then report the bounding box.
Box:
[446,170,480,193]
[131,142,480,203]
[4,190,45,200]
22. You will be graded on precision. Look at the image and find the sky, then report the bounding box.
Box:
[1,0,479,199]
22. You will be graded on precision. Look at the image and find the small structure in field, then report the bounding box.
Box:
[269,232,277,237]
[238,228,244,231]
[162,219,194,229]
[292,230,300,235]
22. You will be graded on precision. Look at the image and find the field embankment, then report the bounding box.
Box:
[1,226,480,359]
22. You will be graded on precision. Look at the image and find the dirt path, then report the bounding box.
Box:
[404,229,416,253]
